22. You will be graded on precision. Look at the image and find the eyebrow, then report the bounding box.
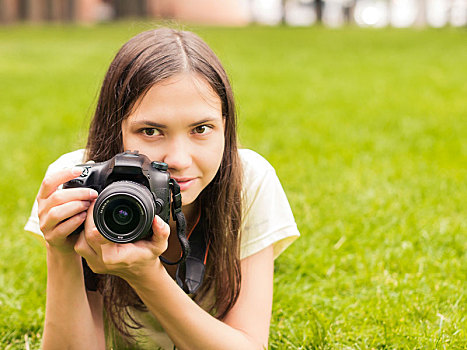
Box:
[131,120,166,128]
[131,117,221,128]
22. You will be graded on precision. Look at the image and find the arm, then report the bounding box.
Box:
[76,210,273,349]
[43,251,105,350]
[130,245,273,350]
[37,167,105,349]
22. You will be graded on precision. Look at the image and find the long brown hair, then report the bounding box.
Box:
[85,28,242,336]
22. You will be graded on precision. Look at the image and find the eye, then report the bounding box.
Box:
[142,128,161,136]
[192,125,213,135]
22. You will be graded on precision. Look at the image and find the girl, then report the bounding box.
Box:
[25,27,299,349]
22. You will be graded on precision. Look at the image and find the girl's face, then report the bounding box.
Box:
[122,73,225,209]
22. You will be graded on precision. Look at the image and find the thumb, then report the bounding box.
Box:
[151,215,170,245]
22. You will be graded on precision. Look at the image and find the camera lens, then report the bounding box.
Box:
[114,206,133,225]
[103,196,140,235]
[94,181,155,243]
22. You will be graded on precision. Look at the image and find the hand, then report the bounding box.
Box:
[74,201,170,282]
[37,167,99,254]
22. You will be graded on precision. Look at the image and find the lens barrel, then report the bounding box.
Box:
[94,181,155,243]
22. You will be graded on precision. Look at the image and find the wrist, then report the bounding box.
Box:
[46,245,81,268]
[125,258,168,291]
[45,241,78,257]
[46,246,83,284]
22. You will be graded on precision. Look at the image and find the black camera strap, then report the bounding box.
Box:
[175,212,208,294]
[159,179,190,266]
[162,179,209,294]
[162,179,208,294]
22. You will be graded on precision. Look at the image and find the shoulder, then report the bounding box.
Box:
[238,149,300,260]
[239,148,274,170]
[45,149,86,176]
[238,149,276,185]
[238,148,278,201]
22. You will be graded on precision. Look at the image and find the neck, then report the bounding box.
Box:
[181,200,200,227]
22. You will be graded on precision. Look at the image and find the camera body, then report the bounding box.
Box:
[64,151,171,243]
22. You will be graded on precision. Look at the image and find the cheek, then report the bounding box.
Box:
[121,125,132,149]
[204,137,225,178]
[121,122,144,152]
[122,134,138,153]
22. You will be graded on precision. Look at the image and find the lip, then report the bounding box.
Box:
[171,177,196,191]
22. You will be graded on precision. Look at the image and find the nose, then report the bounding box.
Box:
[161,136,192,173]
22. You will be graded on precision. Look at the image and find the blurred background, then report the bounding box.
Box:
[1,0,466,349]
[1,0,467,28]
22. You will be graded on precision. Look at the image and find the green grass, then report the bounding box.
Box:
[1,22,466,349]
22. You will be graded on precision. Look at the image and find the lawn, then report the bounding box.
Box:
[0,22,466,349]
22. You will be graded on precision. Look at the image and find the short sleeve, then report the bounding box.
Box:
[24,149,86,238]
[239,149,300,260]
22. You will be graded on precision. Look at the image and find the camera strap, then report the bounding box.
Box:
[175,215,208,294]
[162,179,208,294]
[159,179,190,266]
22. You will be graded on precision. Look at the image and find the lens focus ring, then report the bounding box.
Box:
[93,181,155,243]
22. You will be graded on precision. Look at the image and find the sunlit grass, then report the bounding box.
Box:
[0,23,466,349]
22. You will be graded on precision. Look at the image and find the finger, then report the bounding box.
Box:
[47,187,98,209]
[40,200,91,233]
[84,201,110,248]
[74,227,98,259]
[152,215,170,242]
[135,215,169,254]
[38,167,84,200]
[100,242,130,266]
[84,200,96,232]
[45,211,86,244]
[74,233,106,275]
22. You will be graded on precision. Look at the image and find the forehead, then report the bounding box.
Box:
[154,73,219,99]
[130,73,222,119]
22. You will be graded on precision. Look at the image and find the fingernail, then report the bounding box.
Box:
[72,167,83,176]
[158,216,168,228]
[155,215,162,227]
[89,189,99,198]
[83,201,91,208]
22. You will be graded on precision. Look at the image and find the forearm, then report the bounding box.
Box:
[128,262,265,350]
[42,249,103,350]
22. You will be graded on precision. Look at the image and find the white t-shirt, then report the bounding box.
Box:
[24,148,300,348]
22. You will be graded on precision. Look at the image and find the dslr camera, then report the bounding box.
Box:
[64,151,172,243]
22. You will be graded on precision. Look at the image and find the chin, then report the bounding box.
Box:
[181,194,196,208]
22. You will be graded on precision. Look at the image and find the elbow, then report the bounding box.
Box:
[237,329,268,350]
